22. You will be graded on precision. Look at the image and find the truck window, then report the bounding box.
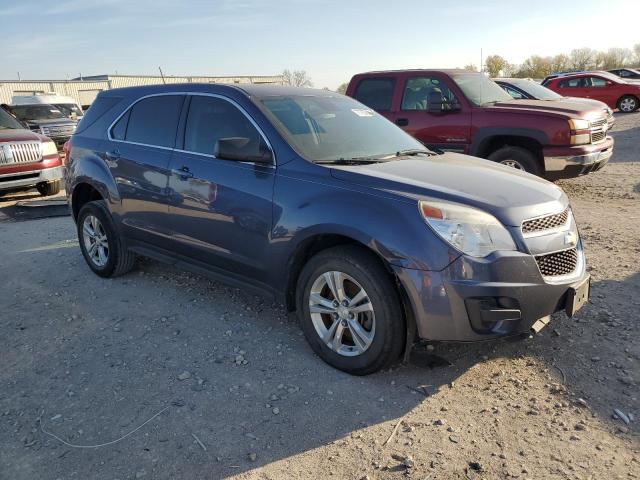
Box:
[354,78,395,111]
[401,77,459,110]
[558,78,583,88]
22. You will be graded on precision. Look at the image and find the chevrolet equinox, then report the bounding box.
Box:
[66,84,590,375]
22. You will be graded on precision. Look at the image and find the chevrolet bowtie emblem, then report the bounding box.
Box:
[564,231,577,246]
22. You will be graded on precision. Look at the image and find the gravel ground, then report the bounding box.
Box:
[0,113,638,479]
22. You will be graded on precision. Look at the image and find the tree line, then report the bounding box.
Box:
[478,44,640,78]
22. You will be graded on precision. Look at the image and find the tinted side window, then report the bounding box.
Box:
[587,77,606,87]
[354,78,394,111]
[184,96,263,157]
[111,110,129,140]
[558,78,583,88]
[503,85,525,99]
[125,95,184,148]
[75,95,121,134]
[401,77,459,110]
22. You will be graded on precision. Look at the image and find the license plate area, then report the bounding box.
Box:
[565,276,590,317]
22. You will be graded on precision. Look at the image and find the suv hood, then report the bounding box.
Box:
[330,153,567,227]
[485,99,606,119]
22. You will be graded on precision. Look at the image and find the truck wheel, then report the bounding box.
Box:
[488,146,541,176]
[77,200,136,278]
[296,245,405,375]
[617,95,639,113]
[36,180,61,197]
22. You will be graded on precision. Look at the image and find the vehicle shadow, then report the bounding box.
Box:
[0,247,637,479]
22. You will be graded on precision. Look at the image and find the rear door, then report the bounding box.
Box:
[556,76,589,99]
[167,94,275,283]
[389,75,472,154]
[107,94,185,247]
[583,76,619,107]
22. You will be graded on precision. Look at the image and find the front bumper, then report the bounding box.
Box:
[543,137,614,179]
[0,165,65,191]
[393,248,589,342]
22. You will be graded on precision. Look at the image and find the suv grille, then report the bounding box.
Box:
[589,117,608,144]
[0,142,42,165]
[41,124,76,138]
[522,209,569,234]
[535,248,578,277]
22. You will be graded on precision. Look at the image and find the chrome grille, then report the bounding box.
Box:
[522,209,569,234]
[0,142,42,165]
[590,118,607,128]
[535,248,578,277]
[589,117,608,144]
[41,124,76,138]
[591,131,606,143]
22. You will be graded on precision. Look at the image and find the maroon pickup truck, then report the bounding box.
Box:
[346,69,614,179]
[0,107,64,196]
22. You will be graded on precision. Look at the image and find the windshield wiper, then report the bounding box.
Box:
[315,157,386,165]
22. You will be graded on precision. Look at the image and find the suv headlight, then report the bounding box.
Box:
[568,119,591,145]
[418,200,517,257]
[41,141,58,157]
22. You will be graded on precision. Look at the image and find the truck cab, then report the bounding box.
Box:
[346,69,614,179]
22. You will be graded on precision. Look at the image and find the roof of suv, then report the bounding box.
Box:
[100,83,337,100]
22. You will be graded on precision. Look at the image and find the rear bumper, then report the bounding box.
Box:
[0,165,64,191]
[543,137,614,179]
[394,247,589,342]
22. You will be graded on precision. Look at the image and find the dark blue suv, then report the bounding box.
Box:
[66,84,590,375]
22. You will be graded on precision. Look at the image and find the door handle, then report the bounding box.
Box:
[171,166,194,179]
[396,118,409,126]
[105,149,120,161]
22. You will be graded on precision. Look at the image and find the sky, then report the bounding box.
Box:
[1,0,638,89]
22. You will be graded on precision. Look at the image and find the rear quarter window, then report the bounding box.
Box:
[354,78,395,111]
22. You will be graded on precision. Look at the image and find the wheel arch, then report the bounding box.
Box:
[470,128,547,160]
[71,182,105,220]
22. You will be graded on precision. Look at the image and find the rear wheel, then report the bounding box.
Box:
[36,180,61,197]
[617,95,639,113]
[296,246,405,375]
[77,200,136,278]
[487,146,541,176]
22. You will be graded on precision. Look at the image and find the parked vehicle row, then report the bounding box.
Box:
[66,84,591,374]
[346,69,614,179]
[541,71,640,113]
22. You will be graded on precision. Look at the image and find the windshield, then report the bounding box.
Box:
[451,73,513,106]
[509,79,562,100]
[256,94,426,162]
[11,104,67,121]
[0,108,24,130]
[52,103,83,118]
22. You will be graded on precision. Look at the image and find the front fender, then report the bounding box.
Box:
[469,127,549,157]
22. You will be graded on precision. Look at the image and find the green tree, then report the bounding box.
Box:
[336,82,348,94]
[550,54,570,73]
[516,55,553,79]
[569,48,596,70]
[484,55,508,77]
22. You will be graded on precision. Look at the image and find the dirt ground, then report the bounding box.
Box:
[0,113,638,480]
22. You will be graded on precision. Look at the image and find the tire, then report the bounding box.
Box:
[296,245,405,375]
[617,95,639,113]
[487,146,542,176]
[77,200,136,278]
[36,180,61,197]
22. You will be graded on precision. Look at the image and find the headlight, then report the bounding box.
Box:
[418,200,517,257]
[41,141,58,157]
[568,119,591,145]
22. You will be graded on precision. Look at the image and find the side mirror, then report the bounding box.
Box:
[214,137,273,164]
[606,80,613,86]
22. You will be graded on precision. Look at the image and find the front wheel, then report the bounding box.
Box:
[77,200,136,278]
[487,146,542,176]
[618,95,639,113]
[296,246,405,375]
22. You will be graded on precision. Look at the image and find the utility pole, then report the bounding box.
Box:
[17,72,21,81]
[158,66,166,84]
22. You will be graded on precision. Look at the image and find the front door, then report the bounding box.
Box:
[167,95,275,283]
[389,76,472,154]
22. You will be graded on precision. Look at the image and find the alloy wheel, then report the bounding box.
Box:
[620,97,637,112]
[82,214,109,267]
[308,271,376,357]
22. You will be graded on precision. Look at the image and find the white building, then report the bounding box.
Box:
[0,74,284,106]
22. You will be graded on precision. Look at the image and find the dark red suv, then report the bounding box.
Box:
[542,71,640,113]
[346,70,614,179]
